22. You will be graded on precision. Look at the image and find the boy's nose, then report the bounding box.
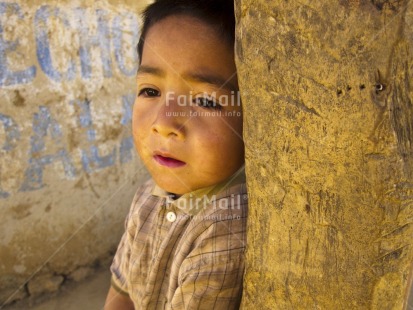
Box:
[151,95,187,139]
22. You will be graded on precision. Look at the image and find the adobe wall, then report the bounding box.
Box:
[0,0,149,305]
[235,0,413,308]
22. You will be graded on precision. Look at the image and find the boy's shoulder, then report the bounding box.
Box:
[194,181,248,222]
[128,178,157,214]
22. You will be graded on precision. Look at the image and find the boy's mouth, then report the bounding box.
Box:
[153,154,186,168]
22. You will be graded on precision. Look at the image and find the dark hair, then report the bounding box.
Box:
[137,0,235,64]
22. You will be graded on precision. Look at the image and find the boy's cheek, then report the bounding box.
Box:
[134,139,151,166]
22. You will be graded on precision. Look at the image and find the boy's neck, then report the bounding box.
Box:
[167,193,180,200]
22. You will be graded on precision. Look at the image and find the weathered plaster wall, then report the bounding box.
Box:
[236,0,413,309]
[0,0,149,305]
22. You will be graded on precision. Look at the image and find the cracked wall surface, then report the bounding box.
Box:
[235,0,413,309]
[0,0,149,306]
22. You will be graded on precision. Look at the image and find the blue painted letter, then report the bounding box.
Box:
[120,94,134,126]
[75,8,112,79]
[72,100,116,173]
[0,113,19,198]
[112,13,139,76]
[119,94,135,163]
[34,5,76,82]
[0,3,36,86]
[0,113,20,151]
[20,107,76,191]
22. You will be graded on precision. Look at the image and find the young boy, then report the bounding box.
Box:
[104,0,247,308]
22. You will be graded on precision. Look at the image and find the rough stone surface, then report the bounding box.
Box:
[0,288,27,306]
[27,274,64,297]
[235,0,413,309]
[0,0,149,306]
[68,266,94,282]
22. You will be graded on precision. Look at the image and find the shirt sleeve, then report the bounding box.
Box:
[170,258,244,310]
[110,181,153,295]
[110,210,134,295]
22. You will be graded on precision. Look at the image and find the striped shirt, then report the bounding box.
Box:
[110,167,248,309]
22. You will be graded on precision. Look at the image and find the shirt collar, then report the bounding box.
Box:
[151,165,246,216]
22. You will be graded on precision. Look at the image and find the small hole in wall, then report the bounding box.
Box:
[375,83,386,94]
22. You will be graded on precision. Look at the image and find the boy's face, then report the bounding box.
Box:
[133,15,244,195]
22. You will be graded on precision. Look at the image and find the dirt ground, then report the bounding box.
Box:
[4,268,111,310]
[3,268,412,309]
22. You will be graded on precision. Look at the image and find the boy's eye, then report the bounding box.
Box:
[138,88,160,97]
[194,97,221,110]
